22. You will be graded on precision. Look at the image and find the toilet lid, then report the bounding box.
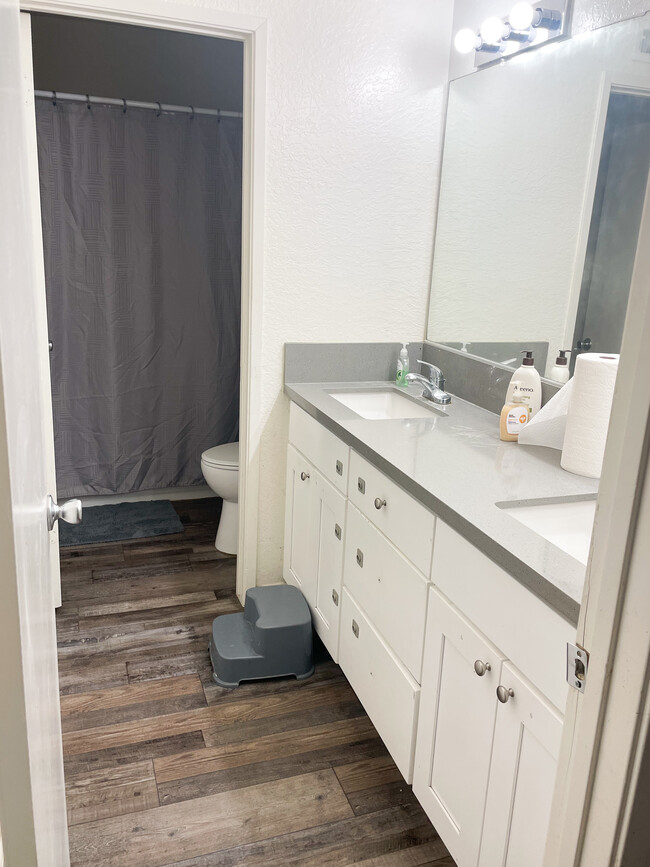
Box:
[201,442,239,469]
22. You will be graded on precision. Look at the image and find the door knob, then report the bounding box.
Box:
[374,497,387,510]
[300,471,310,481]
[47,495,82,531]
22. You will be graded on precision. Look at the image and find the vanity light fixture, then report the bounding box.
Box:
[454,4,563,58]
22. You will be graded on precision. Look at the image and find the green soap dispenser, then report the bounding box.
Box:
[396,343,409,387]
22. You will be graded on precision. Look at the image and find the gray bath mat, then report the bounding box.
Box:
[58,500,185,547]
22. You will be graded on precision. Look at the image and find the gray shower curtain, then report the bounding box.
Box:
[36,101,242,497]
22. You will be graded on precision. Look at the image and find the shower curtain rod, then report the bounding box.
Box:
[35,90,243,118]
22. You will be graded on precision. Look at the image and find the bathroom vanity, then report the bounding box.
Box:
[282,377,598,867]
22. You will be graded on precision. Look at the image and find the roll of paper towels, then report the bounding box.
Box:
[561,353,619,478]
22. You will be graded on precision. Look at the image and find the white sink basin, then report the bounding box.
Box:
[328,389,438,420]
[499,498,597,565]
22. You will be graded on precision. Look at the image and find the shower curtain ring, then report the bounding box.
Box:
[86,94,92,110]
[189,105,195,120]
[122,97,127,114]
[51,90,57,106]
[217,108,221,124]
[156,101,162,117]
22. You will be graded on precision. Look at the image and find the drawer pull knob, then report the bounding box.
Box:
[334,523,342,540]
[496,685,515,703]
[352,619,359,638]
[356,549,364,567]
[300,471,310,481]
[474,660,491,677]
[336,459,343,476]
[332,589,339,606]
[357,477,366,494]
[374,497,387,510]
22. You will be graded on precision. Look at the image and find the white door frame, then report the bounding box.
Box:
[544,175,650,864]
[21,0,267,603]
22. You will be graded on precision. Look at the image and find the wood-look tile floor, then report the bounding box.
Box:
[56,497,456,866]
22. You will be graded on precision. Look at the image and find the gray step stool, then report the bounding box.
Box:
[209,584,314,688]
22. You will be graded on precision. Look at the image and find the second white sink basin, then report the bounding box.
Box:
[328,389,438,420]
[499,497,597,565]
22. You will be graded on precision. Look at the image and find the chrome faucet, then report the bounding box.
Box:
[406,360,451,405]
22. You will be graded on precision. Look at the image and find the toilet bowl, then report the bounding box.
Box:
[200,442,239,555]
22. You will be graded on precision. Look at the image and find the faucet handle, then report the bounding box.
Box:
[416,360,442,383]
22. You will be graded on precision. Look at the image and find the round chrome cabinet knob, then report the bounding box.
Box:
[300,471,310,481]
[374,498,387,510]
[496,685,515,703]
[473,659,491,677]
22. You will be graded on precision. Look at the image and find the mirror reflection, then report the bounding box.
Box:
[427,14,650,380]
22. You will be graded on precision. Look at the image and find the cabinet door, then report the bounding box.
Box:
[313,473,346,660]
[413,589,506,867]
[283,446,319,604]
[478,662,563,867]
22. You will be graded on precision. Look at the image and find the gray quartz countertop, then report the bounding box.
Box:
[285,381,600,626]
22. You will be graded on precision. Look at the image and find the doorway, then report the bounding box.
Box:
[32,15,243,510]
[23,3,266,602]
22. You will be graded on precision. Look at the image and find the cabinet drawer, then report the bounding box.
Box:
[349,451,435,574]
[339,588,419,783]
[289,403,349,493]
[431,522,575,712]
[344,504,428,682]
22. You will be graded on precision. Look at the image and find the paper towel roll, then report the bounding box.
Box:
[561,353,619,478]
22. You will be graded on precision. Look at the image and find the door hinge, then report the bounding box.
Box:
[567,642,589,692]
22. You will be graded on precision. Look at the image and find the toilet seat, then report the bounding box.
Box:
[201,442,239,470]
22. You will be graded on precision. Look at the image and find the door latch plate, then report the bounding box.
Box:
[567,642,589,692]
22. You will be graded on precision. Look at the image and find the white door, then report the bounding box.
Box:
[0,4,69,865]
[413,588,506,867]
[479,662,563,867]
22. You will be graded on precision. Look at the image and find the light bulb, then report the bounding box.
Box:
[454,28,480,54]
[509,2,535,30]
[480,16,508,44]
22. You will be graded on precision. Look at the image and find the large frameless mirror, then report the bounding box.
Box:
[427,14,650,380]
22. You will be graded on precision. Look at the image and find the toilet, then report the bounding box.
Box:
[200,442,239,555]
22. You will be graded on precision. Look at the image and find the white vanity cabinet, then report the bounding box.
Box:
[414,525,571,867]
[283,400,573,866]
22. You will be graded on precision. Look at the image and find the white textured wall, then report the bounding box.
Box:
[147,0,451,583]
[428,14,649,374]
[573,0,649,32]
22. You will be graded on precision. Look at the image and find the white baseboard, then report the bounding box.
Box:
[80,485,214,507]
